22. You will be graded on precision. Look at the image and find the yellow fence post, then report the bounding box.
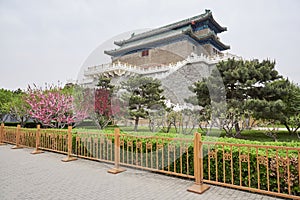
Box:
[62,126,77,162]
[12,125,23,149]
[0,123,6,145]
[187,132,210,194]
[108,128,126,174]
[31,125,44,154]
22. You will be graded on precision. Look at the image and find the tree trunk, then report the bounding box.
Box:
[222,126,231,137]
[174,123,178,133]
[134,116,139,132]
[295,126,300,133]
[284,122,291,133]
[20,117,25,128]
[167,122,172,133]
[234,122,242,138]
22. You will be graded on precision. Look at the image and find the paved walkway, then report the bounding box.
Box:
[0,145,282,200]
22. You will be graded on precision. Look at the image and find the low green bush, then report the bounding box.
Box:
[17,125,298,196]
[69,133,299,196]
[202,146,300,196]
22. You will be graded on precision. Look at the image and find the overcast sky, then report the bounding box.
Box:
[0,0,299,90]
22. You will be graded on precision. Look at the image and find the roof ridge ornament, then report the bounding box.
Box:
[205,9,211,13]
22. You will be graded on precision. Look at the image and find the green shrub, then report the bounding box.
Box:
[37,128,300,196]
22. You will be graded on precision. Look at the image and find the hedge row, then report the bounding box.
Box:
[71,134,300,196]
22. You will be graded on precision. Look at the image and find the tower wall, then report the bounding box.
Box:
[113,40,211,66]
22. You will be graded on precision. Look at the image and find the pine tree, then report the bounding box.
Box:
[121,76,165,132]
[189,58,283,137]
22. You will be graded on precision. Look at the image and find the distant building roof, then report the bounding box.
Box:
[105,27,229,57]
[105,10,229,58]
[104,27,190,57]
[114,9,227,47]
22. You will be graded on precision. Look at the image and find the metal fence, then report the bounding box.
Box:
[0,124,299,199]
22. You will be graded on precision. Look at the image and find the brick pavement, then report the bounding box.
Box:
[0,145,283,200]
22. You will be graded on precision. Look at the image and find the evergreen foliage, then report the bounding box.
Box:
[189,58,284,137]
[121,76,165,131]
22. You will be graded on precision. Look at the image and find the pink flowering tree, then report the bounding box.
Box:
[26,85,88,128]
[91,75,126,129]
[94,88,122,129]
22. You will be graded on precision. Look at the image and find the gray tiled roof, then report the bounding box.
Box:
[114,9,226,47]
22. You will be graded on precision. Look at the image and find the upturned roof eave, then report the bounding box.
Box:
[114,10,220,46]
[209,16,227,33]
[187,31,230,51]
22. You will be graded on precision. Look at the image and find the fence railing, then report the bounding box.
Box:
[73,128,194,178]
[201,141,300,199]
[0,124,299,199]
[39,128,69,155]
